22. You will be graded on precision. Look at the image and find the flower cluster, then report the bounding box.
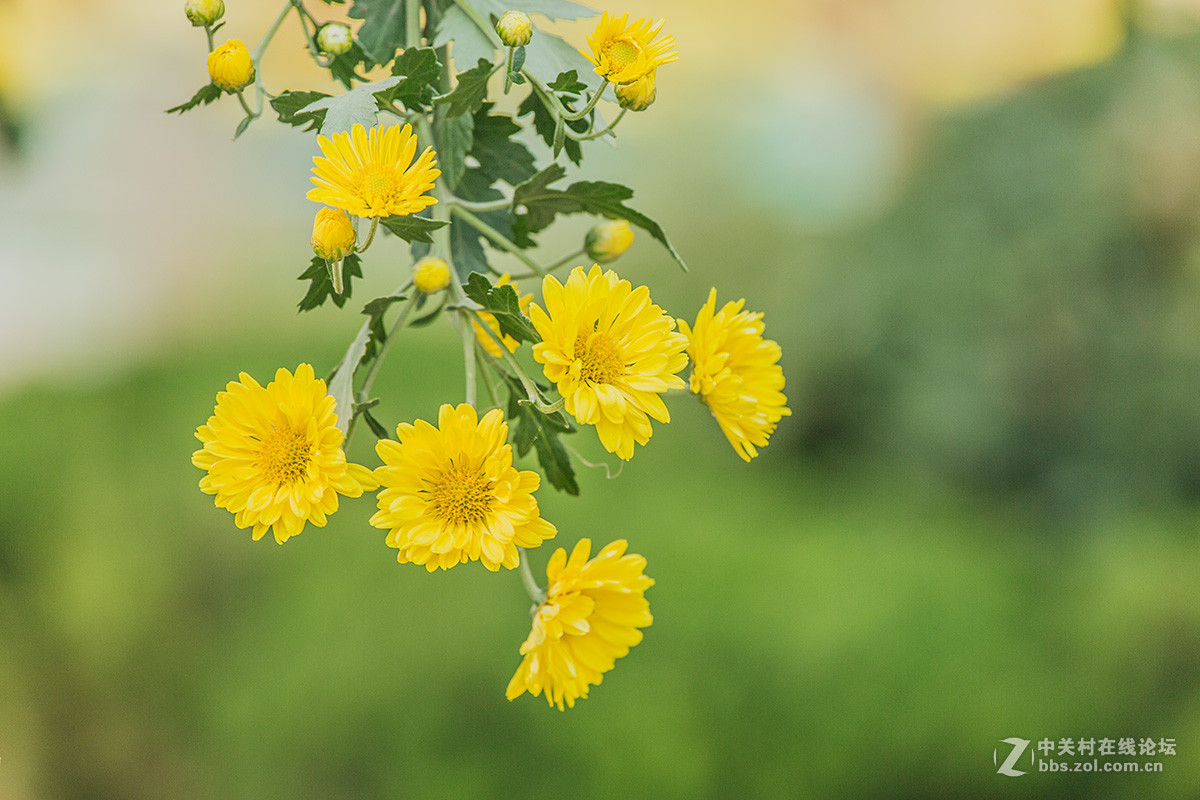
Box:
[182,3,788,710]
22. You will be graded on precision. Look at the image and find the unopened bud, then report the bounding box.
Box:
[317,23,354,56]
[585,219,634,263]
[496,10,533,47]
[311,207,357,262]
[207,39,255,93]
[185,0,225,27]
[413,256,452,294]
[615,69,656,111]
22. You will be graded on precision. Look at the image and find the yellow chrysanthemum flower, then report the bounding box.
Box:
[207,38,254,92]
[506,538,653,710]
[311,207,357,261]
[307,123,440,219]
[679,288,791,461]
[529,265,688,460]
[370,403,556,571]
[192,364,378,544]
[472,274,533,357]
[582,12,678,85]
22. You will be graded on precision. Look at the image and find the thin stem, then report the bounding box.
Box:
[465,308,561,413]
[475,340,503,410]
[525,70,609,121]
[204,24,216,52]
[455,310,479,406]
[505,248,584,281]
[504,46,515,94]
[565,107,627,141]
[252,1,294,64]
[452,205,545,276]
[449,196,512,213]
[518,548,545,604]
[235,90,257,118]
[357,289,420,400]
[356,217,379,253]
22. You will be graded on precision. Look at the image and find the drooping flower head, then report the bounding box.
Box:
[311,207,357,261]
[506,539,653,710]
[192,364,378,543]
[615,68,656,112]
[207,39,254,92]
[472,274,534,357]
[582,12,678,85]
[370,403,556,571]
[529,265,689,460]
[679,288,791,461]
[308,123,440,219]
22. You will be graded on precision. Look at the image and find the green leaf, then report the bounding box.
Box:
[302,75,401,133]
[297,254,365,312]
[434,111,474,190]
[271,90,330,130]
[510,45,527,74]
[165,83,221,115]
[357,402,393,440]
[517,91,584,165]
[360,293,408,362]
[547,69,587,95]
[470,104,537,187]
[463,272,540,344]
[512,166,688,270]
[328,42,375,89]
[384,47,442,111]
[378,214,449,243]
[500,373,579,495]
[233,115,253,140]
[523,30,602,92]
[432,4,497,70]
[348,0,410,65]
[435,59,496,118]
[327,316,375,436]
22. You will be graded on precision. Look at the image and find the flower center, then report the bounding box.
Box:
[575,331,625,385]
[602,38,641,74]
[427,461,494,526]
[357,166,397,206]
[257,424,312,485]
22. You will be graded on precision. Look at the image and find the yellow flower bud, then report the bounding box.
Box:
[311,208,357,262]
[185,0,225,27]
[585,219,635,263]
[207,39,255,93]
[317,23,354,56]
[413,256,452,294]
[615,69,656,112]
[496,10,533,47]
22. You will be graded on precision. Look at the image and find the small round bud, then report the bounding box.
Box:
[585,219,634,263]
[413,256,452,294]
[185,0,225,27]
[317,23,354,56]
[311,207,357,262]
[207,39,255,93]
[496,10,533,47]
[615,69,656,112]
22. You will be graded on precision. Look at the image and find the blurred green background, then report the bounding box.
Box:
[3,0,1200,797]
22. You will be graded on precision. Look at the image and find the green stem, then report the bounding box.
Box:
[505,248,584,281]
[452,205,545,276]
[252,1,294,64]
[526,71,609,121]
[565,107,627,141]
[449,196,512,213]
[356,217,379,253]
[475,340,503,410]
[465,308,560,413]
[518,549,546,604]
[504,46,514,94]
[204,24,216,52]
[357,289,420,400]
[235,90,257,118]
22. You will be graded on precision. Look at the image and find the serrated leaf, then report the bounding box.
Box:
[433,4,497,70]
[348,0,410,65]
[471,104,537,186]
[302,75,401,133]
[360,292,408,362]
[165,83,222,115]
[547,69,586,95]
[271,90,331,130]
[328,42,375,89]
[298,254,365,312]
[436,59,496,118]
[517,91,584,165]
[384,47,441,110]
[512,167,688,270]
[327,318,375,436]
[434,111,474,190]
[378,214,449,243]
[501,373,579,495]
[464,272,540,344]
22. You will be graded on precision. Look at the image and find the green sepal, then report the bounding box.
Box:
[436,59,496,118]
[511,165,689,270]
[298,253,364,312]
[378,215,449,243]
[271,90,331,130]
[500,373,579,495]
[463,272,540,344]
[165,83,221,115]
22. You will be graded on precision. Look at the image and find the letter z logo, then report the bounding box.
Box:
[995,738,1031,777]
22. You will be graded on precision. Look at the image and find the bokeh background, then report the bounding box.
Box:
[3,0,1200,797]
